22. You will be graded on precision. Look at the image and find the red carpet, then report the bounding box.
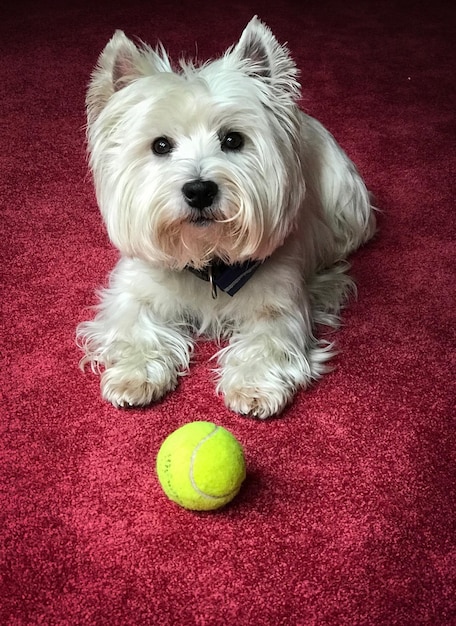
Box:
[2,1,455,624]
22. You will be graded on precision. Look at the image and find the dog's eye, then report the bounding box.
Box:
[221,132,244,152]
[152,137,173,156]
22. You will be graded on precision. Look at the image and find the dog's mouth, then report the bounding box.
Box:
[187,210,218,227]
[190,216,215,227]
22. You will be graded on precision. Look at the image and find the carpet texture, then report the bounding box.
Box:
[2,1,455,624]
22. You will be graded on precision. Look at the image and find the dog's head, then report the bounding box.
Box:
[87,17,305,269]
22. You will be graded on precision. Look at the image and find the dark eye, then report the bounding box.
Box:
[222,131,244,152]
[152,137,173,156]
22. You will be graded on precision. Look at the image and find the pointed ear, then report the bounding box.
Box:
[230,16,300,101]
[86,31,140,123]
[110,31,144,89]
[86,31,172,123]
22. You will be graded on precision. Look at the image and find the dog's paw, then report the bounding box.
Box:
[100,360,179,408]
[221,384,291,419]
[217,356,299,419]
[216,331,316,418]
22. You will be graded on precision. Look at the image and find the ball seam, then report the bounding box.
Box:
[188,425,239,501]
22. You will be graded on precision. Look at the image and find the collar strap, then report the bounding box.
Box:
[187,259,262,298]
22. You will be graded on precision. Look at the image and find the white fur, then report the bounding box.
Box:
[77,17,376,418]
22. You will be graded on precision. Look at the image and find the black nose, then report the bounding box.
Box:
[182,179,218,210]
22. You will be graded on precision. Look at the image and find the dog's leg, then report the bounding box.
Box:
[77,260,193,408]
[215,296,330,418]
[215,257,358,418]
[216,313,323,418]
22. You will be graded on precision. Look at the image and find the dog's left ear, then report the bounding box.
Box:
[230,16,300,101]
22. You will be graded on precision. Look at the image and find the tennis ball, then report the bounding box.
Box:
[156,421,246,511]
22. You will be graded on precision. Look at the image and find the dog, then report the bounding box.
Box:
[77,16,376,418]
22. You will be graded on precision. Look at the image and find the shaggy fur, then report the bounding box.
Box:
[77,17,376,418]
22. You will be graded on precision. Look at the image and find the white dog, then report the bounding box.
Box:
[77,17,376,418]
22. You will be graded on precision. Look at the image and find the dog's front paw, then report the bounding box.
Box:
[221,382,292,419]
[100,360,179,408]
[216,324,319,418]
[216,338,309,418]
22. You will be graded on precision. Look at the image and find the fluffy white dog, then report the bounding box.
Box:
[77,17,376,418]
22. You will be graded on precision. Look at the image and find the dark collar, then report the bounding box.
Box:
[187,259,262,298]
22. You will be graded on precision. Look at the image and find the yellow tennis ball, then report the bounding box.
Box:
[156,421,246,511]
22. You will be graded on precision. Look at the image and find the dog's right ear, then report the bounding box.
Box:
[109,30,144,90]
[86,31,140,123]
[86,31,172,123]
